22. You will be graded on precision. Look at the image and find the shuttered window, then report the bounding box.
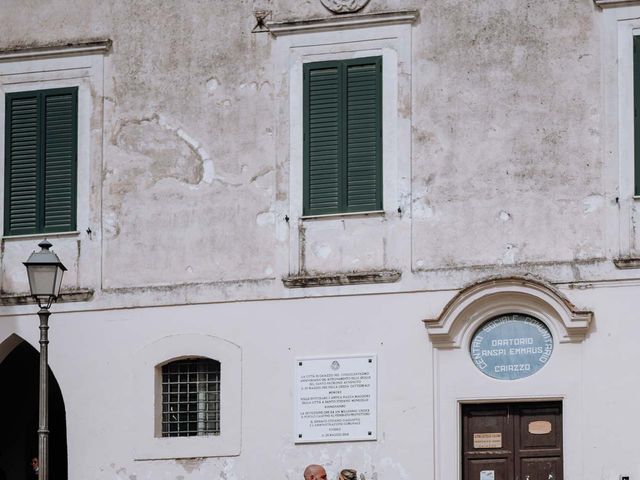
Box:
[4,88,77,236]
[635,36,640,196]
[303,57,382,216]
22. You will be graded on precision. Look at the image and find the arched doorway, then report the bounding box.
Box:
[0,337,67,480]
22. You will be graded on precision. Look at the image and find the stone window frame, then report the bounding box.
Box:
[0,42,108,240]
[268,11,418,276]
[132,334,241,460]
[0,42,108,297]
[597,4,640,264]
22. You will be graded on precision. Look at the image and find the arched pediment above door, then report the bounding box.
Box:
[424,276,593,349]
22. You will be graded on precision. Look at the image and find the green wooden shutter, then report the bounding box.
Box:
[635,36,640,196]
[4,87,77,235]
[345,57,382,212]
[304,61,343,215]
[42,89,77,233]
[5,92,39,235]
[303,57,382,216]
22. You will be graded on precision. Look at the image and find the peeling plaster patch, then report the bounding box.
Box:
[583,194,604,214]
[239,81,259,92]
[412,198,434,218]
[219,458,238,480]
[415,259,425,268]
[104,211,120,238]
[176,458,204,474]
[264,266,274,275]
[377,457,409,479]
[499,210,511,222]
[112,113,218,186]
[311,242,332,259]
[186,265,193,274]
[250,166,274,183]
[206,77,219,93]
[502,243,518,265]
[256,211,275,226]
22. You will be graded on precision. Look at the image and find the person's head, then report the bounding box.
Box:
[339,469,357,480]
[303,464,327,480]
[30,457,39,473]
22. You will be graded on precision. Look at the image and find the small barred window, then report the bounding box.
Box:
[161,358,221,437]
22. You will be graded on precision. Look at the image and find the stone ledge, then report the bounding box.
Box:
[282,270,401,288]
[594,0,640,7]
[0,39,112,61]
[613,257,640,269]
[266,10,419,36]
[0,289,94,306]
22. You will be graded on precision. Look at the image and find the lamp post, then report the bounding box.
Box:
[23,240,67,480]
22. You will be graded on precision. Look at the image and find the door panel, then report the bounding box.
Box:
[467,458,509,480]
[519,456,562,480]
[462,402,562,480]
[517,405,562,451]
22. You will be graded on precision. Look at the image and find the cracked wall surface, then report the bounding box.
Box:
[0,0,610,293]
[0,1,637,480]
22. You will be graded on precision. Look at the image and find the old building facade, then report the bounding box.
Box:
[0,0,638,479]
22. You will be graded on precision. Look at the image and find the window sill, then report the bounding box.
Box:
[594,0,640,7]
[283,269,401,288]
[613,257,640,269]
[2,230,81,241]
[301,210,385,221]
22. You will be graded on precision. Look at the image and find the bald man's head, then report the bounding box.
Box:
[303,464,327,480]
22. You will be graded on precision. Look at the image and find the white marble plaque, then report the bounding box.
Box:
[294,355,377,443]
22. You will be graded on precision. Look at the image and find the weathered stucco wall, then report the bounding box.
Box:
[0,0,614,300]
[0,1,638,480]
[411,0,603,271]
[0,284,638,480]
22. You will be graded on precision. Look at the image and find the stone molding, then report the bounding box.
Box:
[132,334,242,459]
[266,10,419,36]
[0,289,94,306]
[0,39,112,62]
[613,257,640,269]
[282,270,401,288]
[594,0,640,7]
[424,276,593,348]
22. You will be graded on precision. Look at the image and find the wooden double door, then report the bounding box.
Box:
[462,402,563,480]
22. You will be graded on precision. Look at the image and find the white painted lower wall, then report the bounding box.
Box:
[0,283,637,480]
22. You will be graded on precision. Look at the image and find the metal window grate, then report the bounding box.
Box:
[161,358,221,437]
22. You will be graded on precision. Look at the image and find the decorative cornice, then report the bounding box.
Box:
[266,10,419,36]
[282,270,401,288]
[594,0,640,7]
[0,39,112,62]
[424,276,593,348]
[0,289,94,306]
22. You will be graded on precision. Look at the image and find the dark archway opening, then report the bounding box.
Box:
[0,341,67,480]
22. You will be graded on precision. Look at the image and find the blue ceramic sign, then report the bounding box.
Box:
[470,314,553,380]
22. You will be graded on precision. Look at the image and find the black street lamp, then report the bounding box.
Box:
[23,240,67,480]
